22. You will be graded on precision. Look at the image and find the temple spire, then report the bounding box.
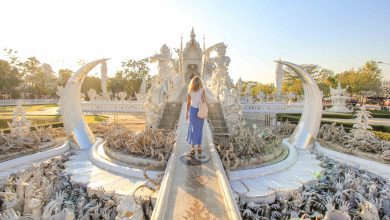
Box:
[180,34,183,52]
[190,27,196,40]
[203,35,205,51]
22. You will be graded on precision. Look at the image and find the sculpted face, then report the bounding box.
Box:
[160,44,171,56]
[214,43,227,56]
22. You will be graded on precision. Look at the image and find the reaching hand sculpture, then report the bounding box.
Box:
[60,59,108,149]
[276,61,323,150]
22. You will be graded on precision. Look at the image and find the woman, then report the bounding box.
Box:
[186,76,206,154]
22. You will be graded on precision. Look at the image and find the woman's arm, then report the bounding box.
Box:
[186,94,191,121]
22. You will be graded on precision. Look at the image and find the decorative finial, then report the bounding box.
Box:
[203,34,205,51]
[190,27,196,39]
[180,33,183,52]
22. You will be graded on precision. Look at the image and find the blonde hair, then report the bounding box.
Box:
[188,76,203,93]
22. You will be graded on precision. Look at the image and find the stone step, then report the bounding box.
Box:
[163,107,181,110]
[213,126,228,130]
[159,126,177,131]
[208,115,225,120]
[159,120,178,123]
[214,128,229,133]
[209,121,227,127]
[213,132,230,137]
[160,115,180,119]
[207,103,222,108]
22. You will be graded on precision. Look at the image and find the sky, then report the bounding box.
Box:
[1,0,390,83]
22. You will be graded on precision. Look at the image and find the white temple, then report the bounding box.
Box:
[150,28,230,103]
[327,81,352,113]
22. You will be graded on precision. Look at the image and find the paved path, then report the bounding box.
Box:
[152,103,240,220]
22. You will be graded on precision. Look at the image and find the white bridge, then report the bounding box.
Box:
[242,102,303,113]
[0,99,58,106]
[81,101,304,114]
[0,99,304,114]
[80,100,145,113]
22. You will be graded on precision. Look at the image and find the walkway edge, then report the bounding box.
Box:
[204,119,242,220]
[0,141,69,172]
[89,138,161,179]
[230,139,298,180]
[151,102,185,219]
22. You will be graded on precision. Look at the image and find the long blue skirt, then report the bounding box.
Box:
[187,106,204,145]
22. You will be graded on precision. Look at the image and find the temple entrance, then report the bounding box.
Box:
[185,64,200,84]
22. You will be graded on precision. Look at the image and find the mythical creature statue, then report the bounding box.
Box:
[204,42,231,98]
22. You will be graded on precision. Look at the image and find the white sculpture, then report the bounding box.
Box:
[87,88,97,101]
[318,106,389,162]
[56,86,64,98]
[144,75,168,129]
[224,88,244,135]
[275,58,284,102]
[287,92,296,104]
[60,59,108,149]
[256,91,266,103]
[277,61,323,150]
[101,60,108,99]
[136,75,147,100]
[237,77,243,95]
[7,105,31,136]
[117,91,127,101]
[243,87,253,104]
[207,42,231,99]
[115,196,143,219]
[327,81,352,113]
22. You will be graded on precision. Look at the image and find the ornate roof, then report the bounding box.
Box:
[183,28,202,59]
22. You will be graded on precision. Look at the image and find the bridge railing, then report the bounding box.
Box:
[242,102,303,113]
[80,100,145,113]
[0,99,58,106]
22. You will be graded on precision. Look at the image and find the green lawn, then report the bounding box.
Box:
[0,104,59,113]
[0,115,108,130]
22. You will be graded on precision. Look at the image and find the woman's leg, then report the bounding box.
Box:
[197,144,201,151]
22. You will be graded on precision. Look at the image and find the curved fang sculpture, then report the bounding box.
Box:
[60,59,108,149]
[276,61,323,150]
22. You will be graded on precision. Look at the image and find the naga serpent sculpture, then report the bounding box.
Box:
[276,61,323,150]
[60,59,108,149]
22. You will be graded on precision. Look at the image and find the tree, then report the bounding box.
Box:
[240,81,275,98]
[108,58,150,97]
[0,60,22,98]
[282,64,335,96]
[58,69,73,86]
[3,49,58,98]
[337,61,382,104]
[252,83,275,96]
[107,72,127,95]
[81,76,102,94]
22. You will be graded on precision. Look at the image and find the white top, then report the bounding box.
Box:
[189,88,204,108]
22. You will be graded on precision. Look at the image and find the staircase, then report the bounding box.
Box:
[207,103,229,136]
[151,103,240,219]
[158,102,182,132]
